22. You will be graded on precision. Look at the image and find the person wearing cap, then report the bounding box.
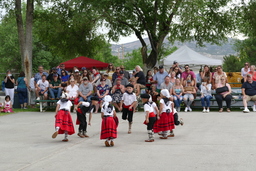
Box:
[111,78,126,112]
[78,77,93,102]
[52,92,75,142]
[57,64,68,76]
[66,78,79,112]
[153,89,175,139]
[95,73,112,88]
[152,65,169,93]
[34,65,49,88]
[120,65,130,80]
[141,93,159,142]
[242,74,256,113]
[183,79,196,112]
[100,95,117,147]
[4,70,15,105]
[134,65,146,85]
[95,78,110,113]
[75,96,99,138]
[120,84,137,134]
[36,75,49,102]
[74,69,82,86]
[113,71,129,86]
[47,67,60,83]
[49,74,62,100]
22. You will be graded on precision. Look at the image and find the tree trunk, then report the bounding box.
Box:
[15,0,34,105]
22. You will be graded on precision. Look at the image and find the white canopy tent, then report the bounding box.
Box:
[163,45,222,67]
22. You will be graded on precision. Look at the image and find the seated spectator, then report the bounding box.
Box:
[242,74,256,113]
[149,84,159,104]
[68,74,77,85]
[106,63,115,81]
[241,62,250,83]
[3,95,13,113]
[16,71,28,109]
[60,69,70,84]
[95,78,110,113]
[169,61,183,74]
[196,69,202,91]
[66,78,79,112]
[145,70,153,91]
[130,77,141,112]
[172,78,184,112]
[152,65,168,93]
[134,65,146,85]
[112,66,121,83]
[153,67,159,75]
[215,76,232,113]
[113,71,129,86]
[120,65,130,80]
[111,78,125,111]
[74,69,81,86]
[49,74,62,100]
[91,68,101,85]
[47,67,60,83]
[160,76,173,101]
[57,64,68,75]
[78,77,93,102]
[169,71,176,84]
[212,65,227,89]
[36,74,49,101]
[200,77,212,113]
[247,65,256,81]
[181,65,196,87]
[81,69,92,82]
[183,80,196,112]
[201,65,212,85]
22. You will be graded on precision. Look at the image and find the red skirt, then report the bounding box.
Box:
[100,117,117,139]
[153,112,174,133]
[76,108,82,125]
[55,110,75,135]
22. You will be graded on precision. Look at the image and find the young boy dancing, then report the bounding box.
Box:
[120,84,137,134]
[141,93,159,142]
[75,96,99,138]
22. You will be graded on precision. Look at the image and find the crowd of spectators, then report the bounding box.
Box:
[3,61,256,114]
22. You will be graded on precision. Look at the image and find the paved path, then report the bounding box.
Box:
[1,111,256,171]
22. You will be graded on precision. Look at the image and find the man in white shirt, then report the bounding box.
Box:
[36,75,49,100]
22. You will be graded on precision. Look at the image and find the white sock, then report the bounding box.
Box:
[55,127,60,132]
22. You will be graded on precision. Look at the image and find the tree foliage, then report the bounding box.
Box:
[223,55,243,72]
[89,0,241,69]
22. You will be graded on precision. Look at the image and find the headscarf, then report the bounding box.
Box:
[103,95,112,109]
[160,89,170,105]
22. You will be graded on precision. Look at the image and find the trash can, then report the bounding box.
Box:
[13,89,20,109]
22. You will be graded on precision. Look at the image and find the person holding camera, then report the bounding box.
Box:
[200,77,212,113]
[4,70,15,105]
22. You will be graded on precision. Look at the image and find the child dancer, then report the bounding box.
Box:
[154,89,175,139]
[100,95,117,147]
[75,96,99,138]
[141,93,159,142]
[3,95,13,113]
[52,92,75,142]
[120,84,137,134]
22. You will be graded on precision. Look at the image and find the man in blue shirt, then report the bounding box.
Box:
[152,65,168,93]
[242,74,256,113]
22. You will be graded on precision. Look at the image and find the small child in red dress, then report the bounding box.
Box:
[3,95,14,113]
[52,92,75,142]
[100,95,117,147]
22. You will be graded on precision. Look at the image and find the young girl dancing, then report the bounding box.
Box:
[154,89,175,139]
[52,92,75,142]
[100,95,117,147]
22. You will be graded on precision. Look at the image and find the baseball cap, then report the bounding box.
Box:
[119,71,124,74]
[52,67,57,70]
[83,77,88,80]
[81,67,86,71]
[173,61,178,64]
[159,65,164,69]
[103,73,109,76]
[53,74,58,77]
[75,69,79,72]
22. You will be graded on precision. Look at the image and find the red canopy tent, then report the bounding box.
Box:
[60,56,109,70]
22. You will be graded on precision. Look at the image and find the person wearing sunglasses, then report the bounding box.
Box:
[112,66,121,83]
[181,64,196,88]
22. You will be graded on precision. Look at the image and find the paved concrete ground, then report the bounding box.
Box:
[1,110,256,171]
